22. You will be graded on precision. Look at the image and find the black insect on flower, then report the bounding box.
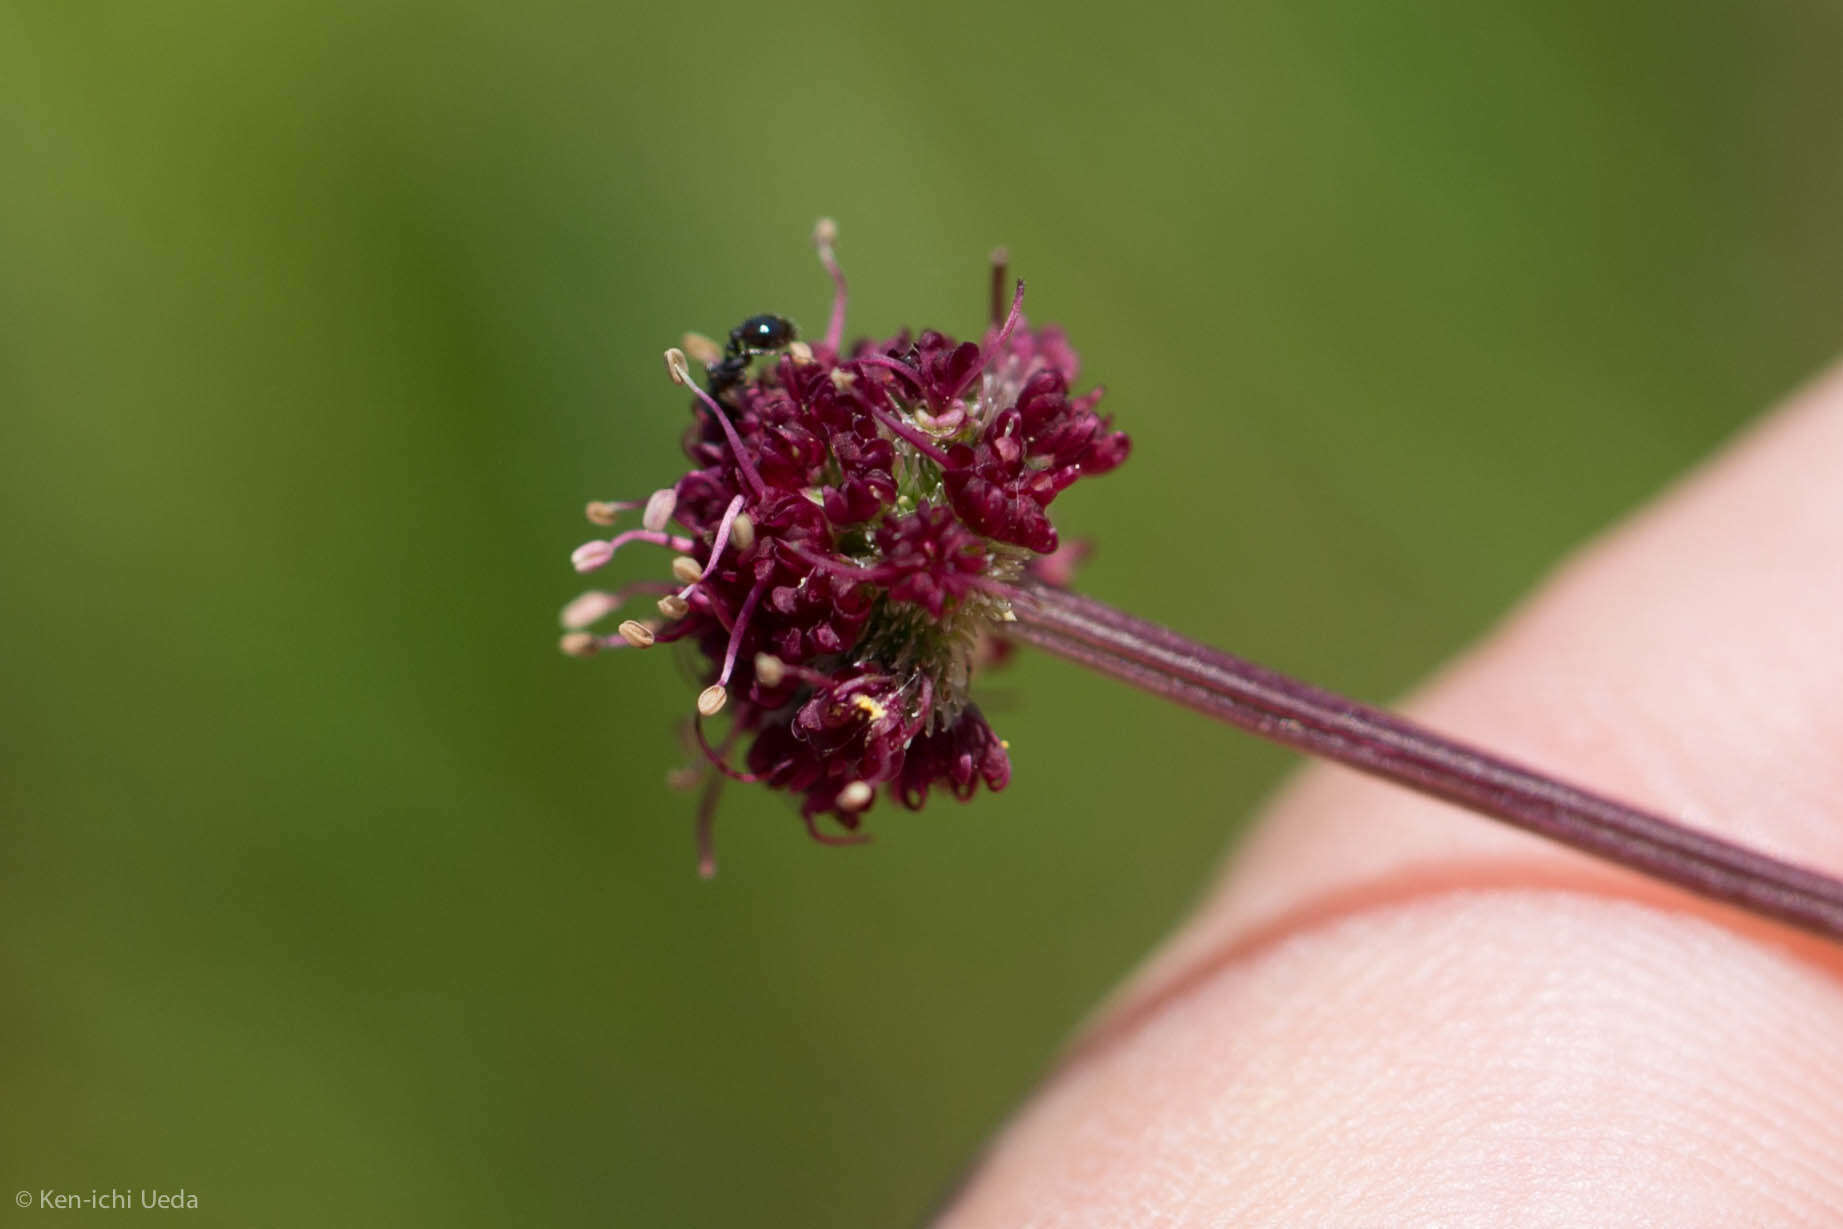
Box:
[559,221,1129,874]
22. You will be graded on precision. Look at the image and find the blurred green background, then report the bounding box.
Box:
[4,1,1841,1224]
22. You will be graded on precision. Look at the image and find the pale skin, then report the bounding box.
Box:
[941,365,1843,1226]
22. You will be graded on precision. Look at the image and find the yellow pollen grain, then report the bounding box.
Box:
[853,694,889,722]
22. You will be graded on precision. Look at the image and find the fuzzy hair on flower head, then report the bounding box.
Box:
[559,220,1128,874]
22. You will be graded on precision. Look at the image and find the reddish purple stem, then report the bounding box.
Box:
[1007,582,1843,945]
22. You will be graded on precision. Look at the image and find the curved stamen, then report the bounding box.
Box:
[779,539,889,582]
[814,218,848,357]
[677,495,748,598]
[695,775,723,879]
[692,715,762,784]
[869,405,954,466]
[988,247,1009,327]
[665,349,767,501]
[801,811,873,848]
[767,658,837,691]
[988,278,1026,357]
[717,571,773,688]
[855,353,926,390]
[941,278,1027,408]
[572,528,698,573]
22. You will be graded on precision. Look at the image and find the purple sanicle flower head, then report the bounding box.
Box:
[559,221,1129,874]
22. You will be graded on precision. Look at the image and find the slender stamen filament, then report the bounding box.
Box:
[988,247,1009,327]
[695,774,723,879]
[718,572,773,689]
[669,495,746,602]
[939,278,1025,407]
[572,528,698,573]
[814,217,848,357]
[854,353,926,389]
[677,495,746,594]
[693,715,762,783]
[801,811,872,847]
[868,405,954,465]
[780,540,886,582]
[986,279,1026,362]
[664,348,767,500]
[1006,582,1843,945]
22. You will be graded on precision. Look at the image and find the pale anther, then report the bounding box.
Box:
[753,653,786,688]
[663,347,692,386]
[642,488,677,533]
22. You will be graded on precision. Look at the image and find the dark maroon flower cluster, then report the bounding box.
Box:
[559,223,1128,873]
